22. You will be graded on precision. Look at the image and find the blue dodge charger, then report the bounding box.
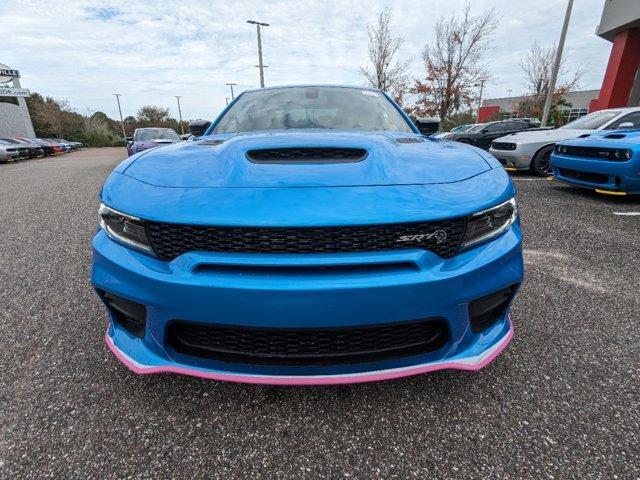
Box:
[92,85,524,385]
[551,128,640,195]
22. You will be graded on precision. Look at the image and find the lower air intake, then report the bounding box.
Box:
[101,291,147,337]
[167,318,449,366]
[468,286,516,334]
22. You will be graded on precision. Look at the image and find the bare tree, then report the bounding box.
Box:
[360,6,411,104]
[408,3,497,120]
[518,41,584,121]
[31,96,71,138]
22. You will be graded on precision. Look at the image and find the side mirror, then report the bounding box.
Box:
[189,120,212,137]
[126,136,133,142]
[617,122,634,129]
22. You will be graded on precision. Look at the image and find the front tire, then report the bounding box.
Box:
[531,145,554,176]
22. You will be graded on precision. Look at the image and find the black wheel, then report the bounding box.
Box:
[531,145,554,176]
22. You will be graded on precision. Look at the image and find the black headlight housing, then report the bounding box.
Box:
[461,198,518,249]
[98,203,154,255]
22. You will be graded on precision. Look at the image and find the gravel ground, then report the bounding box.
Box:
[1,149,638,479]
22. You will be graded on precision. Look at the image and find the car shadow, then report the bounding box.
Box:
[549,182,640,204]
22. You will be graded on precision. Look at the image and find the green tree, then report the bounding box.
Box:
[136,105,170,126]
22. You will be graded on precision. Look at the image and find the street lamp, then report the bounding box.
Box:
[174,95,184,134]
[541,0,574,127]
[474,80,486,123]
[225,82,237,100]
[113,93,127,143]
[247,20,269,88]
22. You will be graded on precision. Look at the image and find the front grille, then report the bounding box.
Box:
[557,168,609,185]
[145,219,468,261]
[167,318,449,366]
[246,147,367,163]
[561,145,630,161]
[492,142,516,151]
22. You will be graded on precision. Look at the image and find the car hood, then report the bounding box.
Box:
[120,130,492,188]
[497,128,594,144]
[560,128,640,148]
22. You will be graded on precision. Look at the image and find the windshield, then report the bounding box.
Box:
[451,124,472,133]
[134,128,180,141]
[213,86,413,134]
[467,124,485,132]
[560,110,621,130]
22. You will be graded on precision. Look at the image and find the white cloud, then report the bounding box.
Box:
[2,0,611,121]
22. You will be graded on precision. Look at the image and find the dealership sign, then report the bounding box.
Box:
[0,62,35,137]
[0,63,20,83]
[0,86,30,97]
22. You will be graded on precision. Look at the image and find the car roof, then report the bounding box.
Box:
[598,106,640,114]
[238,84,382,95]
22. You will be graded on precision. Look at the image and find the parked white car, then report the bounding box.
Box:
[489,107,640,176]
[0,140,20,163]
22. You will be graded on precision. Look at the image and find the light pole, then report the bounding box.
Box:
[113,93,127,143]
[475,80,486,123]
[541,0,574,127]
[174,95,184,134]
[247,20,269,88]
[226,82,237,100]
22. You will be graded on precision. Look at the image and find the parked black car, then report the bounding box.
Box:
[8,138,46,158]
[22,138,57,156]
[447,119,541,150]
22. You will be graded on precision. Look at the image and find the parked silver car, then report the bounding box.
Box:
[0,140,20,163]
[489,107,640,175]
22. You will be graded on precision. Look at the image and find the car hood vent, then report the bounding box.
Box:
[603,133,626,139]
[246,147,368,164]
[198,139,226,146]
[578,134,591,138]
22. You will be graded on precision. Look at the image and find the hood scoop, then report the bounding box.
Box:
[246,147,368,164]
[198,139,226,146]
[396,137,425,144]
[603,133,626,139]
[578,134,591,138]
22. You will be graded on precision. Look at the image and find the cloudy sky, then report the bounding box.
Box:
[3,0,611,121]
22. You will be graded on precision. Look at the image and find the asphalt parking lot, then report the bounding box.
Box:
[1,148,639,479]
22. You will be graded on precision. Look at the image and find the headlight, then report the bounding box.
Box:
[98,203,154,254]
[461,198,518,249]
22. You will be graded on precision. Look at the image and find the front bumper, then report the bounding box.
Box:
[489,146,535,170]
[93,223,523,385]
[551,153,640,194]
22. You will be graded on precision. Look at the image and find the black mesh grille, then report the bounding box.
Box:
[246,147,367,163]
[168,318,449,365]
[557,168,609,185]
[145,219,467,261]
[491,142,517,151]
[561,145,630,161]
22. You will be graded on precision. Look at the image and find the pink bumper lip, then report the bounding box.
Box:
[105,320,513,386]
